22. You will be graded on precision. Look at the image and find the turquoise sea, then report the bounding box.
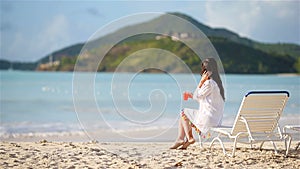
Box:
[0,71,299,140]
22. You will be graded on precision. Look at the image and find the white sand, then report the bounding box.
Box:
[1,116,299,168]
[1,140,299,168]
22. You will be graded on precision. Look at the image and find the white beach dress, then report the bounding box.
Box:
[182,79,224,135]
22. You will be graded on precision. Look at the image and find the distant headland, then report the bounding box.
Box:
[1,13,299,74]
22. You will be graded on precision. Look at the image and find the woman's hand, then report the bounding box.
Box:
[199,71,211,88]
[183,92,193,100]
[187,92,193,98]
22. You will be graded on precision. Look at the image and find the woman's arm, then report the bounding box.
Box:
[192,72,212,102]
[193,81,212,101]
[198,71,211,88]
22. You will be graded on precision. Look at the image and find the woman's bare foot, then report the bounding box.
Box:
[180,139,196,150]
[169,140,185,149]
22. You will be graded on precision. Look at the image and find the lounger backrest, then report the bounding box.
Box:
[231,91,289,136]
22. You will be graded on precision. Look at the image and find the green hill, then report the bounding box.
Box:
[1,12,299,73]
[94,35,297,74]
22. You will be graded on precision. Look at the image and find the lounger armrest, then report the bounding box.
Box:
[239,116,255,140]
[283,125,300,132]
[210,126,232,136]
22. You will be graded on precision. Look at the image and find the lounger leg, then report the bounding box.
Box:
[284,138,287,150]
[283,127,288,150]
[259,141,265,151]
[285,134,292,156]
[271,141,278,154]
[209,136,226,156]
[231,133,245,157]
[198,134,203,149]
[231,137,239,157]
[295,142,300,151]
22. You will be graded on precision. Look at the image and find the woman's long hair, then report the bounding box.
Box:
[201,58,225,100]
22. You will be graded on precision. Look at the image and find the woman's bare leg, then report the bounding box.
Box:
[176,118,185,141]
[181,117,194,141]
[179,117,196,149]
[170,118,186,149]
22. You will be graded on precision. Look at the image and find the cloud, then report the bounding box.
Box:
[205,1,258,37]
[0,21,13,32]
[33,14,72,58]
[1,1,13,13]
[1,1,14,32]
[36,15,70,47]
[6,32,25,59]
[205,1,300,44]
[3,14,72,61]
[86,7,103,17]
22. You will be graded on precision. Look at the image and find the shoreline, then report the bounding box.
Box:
[276,73,300,76]
[1,126,299,143]
[1,115,299,142]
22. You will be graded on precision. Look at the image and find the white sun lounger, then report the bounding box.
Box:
[209,91,292,157]
[283,125,300,151]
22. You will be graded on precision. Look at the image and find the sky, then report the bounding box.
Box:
[0,0,299,62]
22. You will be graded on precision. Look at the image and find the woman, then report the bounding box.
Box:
[170,58,225,149]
